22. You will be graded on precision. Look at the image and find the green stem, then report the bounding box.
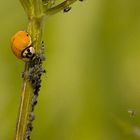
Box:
[14,1,44,140]
[14,79,33,140]
[27,17,44,52]
[20,0,32,17]
[14,18,44,140]
[32,0,43,17]
[44,0,78,16]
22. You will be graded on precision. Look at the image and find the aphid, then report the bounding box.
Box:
[63,6,71,13]
[11,31,35,61]
[128,109,136,117]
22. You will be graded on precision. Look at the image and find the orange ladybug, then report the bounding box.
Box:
[11,31,35,61]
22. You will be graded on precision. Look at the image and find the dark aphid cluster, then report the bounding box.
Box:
[24,43,46,140]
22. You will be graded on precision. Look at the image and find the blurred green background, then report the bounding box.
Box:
[1,0,140,139]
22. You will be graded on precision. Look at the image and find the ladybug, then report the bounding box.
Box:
[11,31,35,61]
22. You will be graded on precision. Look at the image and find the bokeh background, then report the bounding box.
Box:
[1,0,140,139]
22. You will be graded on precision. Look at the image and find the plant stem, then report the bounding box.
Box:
[44,0,78,16]
[27,17,44,52]
[14,76,33,140]
[14,0,81,139]
[14,1,44,140]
